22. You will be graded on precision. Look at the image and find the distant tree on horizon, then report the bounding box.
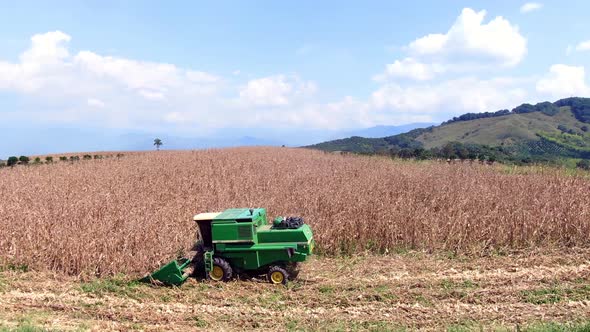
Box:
[154,138,163,151]
[577,159,590,170]
[7,156,18,167]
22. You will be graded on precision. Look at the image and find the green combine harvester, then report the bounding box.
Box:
[142,208,314,285]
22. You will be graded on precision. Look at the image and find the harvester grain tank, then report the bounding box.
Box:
[142,208,314,285]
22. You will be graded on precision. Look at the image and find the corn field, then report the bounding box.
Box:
[1,147,589,276]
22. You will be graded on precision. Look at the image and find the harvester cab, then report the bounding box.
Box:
[142,208,314,286]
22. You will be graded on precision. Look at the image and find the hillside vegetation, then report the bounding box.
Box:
[308,97,590,164]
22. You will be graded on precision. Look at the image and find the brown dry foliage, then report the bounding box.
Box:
[1,147,589,276]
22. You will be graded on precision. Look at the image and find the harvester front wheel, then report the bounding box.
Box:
[209,258,232,282]
[267,266,289,285]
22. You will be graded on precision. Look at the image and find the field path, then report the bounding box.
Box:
[1,250,589,331]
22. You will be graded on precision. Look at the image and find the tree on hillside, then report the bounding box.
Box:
[7,156,18,167]
[577,159,590,170]
[441,142,456,159]
[154,138,163,151]
[397,148,415,159]
[19,156,30,165]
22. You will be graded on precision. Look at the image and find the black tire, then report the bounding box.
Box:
[267,266,289,285]
[209,257,232,281]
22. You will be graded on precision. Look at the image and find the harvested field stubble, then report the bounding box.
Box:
[1,250,589,331]
[0,147,589,276]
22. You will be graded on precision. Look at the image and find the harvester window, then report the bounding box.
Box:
[197,220,213,247]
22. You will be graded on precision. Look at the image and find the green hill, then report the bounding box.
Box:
[307,97,590,164]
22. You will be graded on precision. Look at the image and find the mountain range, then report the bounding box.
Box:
[0,123,432,157]
[307,97,590,164]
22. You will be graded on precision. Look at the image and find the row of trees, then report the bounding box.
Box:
[3,156,30,166]
[0,154,125,168]
[386,142,504,163]
[384,141,590,170]
[554,97,590,123]
[577,159,590,170]
[1,139,161,168]
[442,102,561,125]
[443,98,590,126]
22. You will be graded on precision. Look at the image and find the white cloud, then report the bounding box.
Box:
[239,75,317,107]
[375,57,446,81]
[295,76,530,128]
[575,40,590,52]
[163,112,186,123]
[0,30,574,134]
[408,8,527,67]
[0,31,223,100]
[409,34,446,56]
[87,98,105,108]
[371,77,528,116]
[320,96,434,129]
[21,31,71,65]
[239,76,291,106]
[0,31,333,130]
[74,51,181,91]
[139,90,166,101]
[376,8,528,82]
[301,97,373,129]
[0,31,74,93]
[520,2,543,13]
[536,64,590,98]
[186,70,221,83]
[0,31,228,129]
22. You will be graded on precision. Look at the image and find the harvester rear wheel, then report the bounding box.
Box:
[267,266,289,285]
[209,257,232,282]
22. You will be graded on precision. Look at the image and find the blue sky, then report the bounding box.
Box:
[1,1,590,154]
